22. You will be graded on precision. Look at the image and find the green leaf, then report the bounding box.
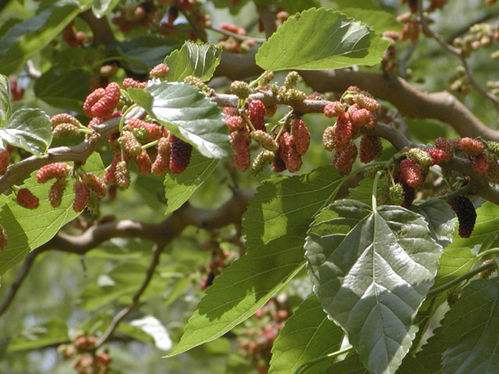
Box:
[242,167,344,250]
[167,235,306,357]
[164,151,218,215]
[0,73,11,124]
[339,8,402,34]
[0,109,52,155]
[92,0,119,18]
[0,0,82,74]
[269,295,343,374]
[441,279,499,374]
[165,41,222,82]
[7,319,68,352]
[305,200,443,374]
[133,174,167,214]
[255,8,390,71]
[34,68,91,113]
[412,199,455,246]
[433,247,475,288]
[0,153,104,274]
[145,81,228,159]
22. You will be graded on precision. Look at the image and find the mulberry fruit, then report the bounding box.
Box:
[36,163,70,183]
[399,158,425,188]
[448,196,476,238]
[435,137,454,158]
[169,136,192,174]
[334,143,357,174]
[360,135,382,163]
[334,115,354,150]
[251,150,274,173]
[272,154,287,173]
[81,173,106,198]
[115,161,130,189]
[322,126,336,151]
[49,178,67,208]
[73,181,90,212]
[230,81,250,99]
[16,188,39,209]
[118,131,142,157]
[290,119,310,155]
[136,150,152,175]
[457,137,485,156]
[251,130,278,151]
[123,78,147,89]
[349,106,375,129]
[126,119,163,142]
[152,155,169,176]
[0,149,10,175]
[104,153,120,185]
[247,100,266,131]
[223,106,239,116]
[278,132,302,172]
[83,88,106,117]
[389,183,404,205]
[323,101,345,118]
[53,123,80,138]
[401,183,416,208]
[84,83,120,118]
[230,131,251,171]
[225,115,244,133]
[50,113,81,127]
[149,63,170,79]
[472,154,490,175]
[407,148,433,167]
[426,147,450,165]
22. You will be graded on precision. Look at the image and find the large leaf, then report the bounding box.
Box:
[165,41,222,82]
[140,82,228,159]
[34,68,91,112]
[412,199,455,247]
[167,235,306,356]
[255,8,390,71]
[164,150,218,215]
[242,167,344,250]
[0,153,104,274]
[0,0,82,74]
[433,247,475,288]
[339,8,402,34]
[0,73,10,124]
[305,200,443,373]
[441,279,499,373]
[269,295,343,374]
[0,109,52,155]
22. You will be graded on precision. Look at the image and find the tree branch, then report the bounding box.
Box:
[79,9,115,45]
[95,243,163,348]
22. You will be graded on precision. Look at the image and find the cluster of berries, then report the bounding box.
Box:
[322,86,381,173]
[62,22,88,48]
[112,3,156,32]
[453,23,499,57]
[238,297,291,374]
[58,333,111,374]
[217,23,256,53]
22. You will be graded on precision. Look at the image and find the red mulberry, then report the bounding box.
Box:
[435,137,454,159]
[169,136,192,174]
[334,143,357,174]
[448,196,476,238]
[248,100,266,131]
[81,173,106,198]
[0,149,10,175]
[323,101,345,118]
[151,136,170,176]
[49,178,67,208]
[349,106,375,129]
[16,188,39,209]
[360,135,382,163]
[36,163,70,183]
[279,132,302,173]
[126,119,163,142]
[123,78,146,89]
[118,131,142,157]
[136,150,152,175]
[225,115,244,133]
[290,119,310,155]
[472,154,490,175]
[83,88,105,117]
[84,83,120,118]
[426,147,450,165]
[457,137,485,156]
[50,113,81,127]
[230,131,251,171]
[73,181,90,212]
[104,153,120,185]
[399,158,425,188]
[115,161,130,189]
[149,63,170,79]
[334,115,353,150]
[223,107,239,116]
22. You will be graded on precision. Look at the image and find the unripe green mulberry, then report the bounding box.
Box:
[407,148,433,168]
[251,130,278,151]
[230,81,250,99]
[251,150,275,174]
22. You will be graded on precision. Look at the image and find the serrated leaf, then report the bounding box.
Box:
[0,153,104,274]
[0,109,52,155]
[269,295,343,374]
[0,74,10,124]
[144,82,228,159]
[165,41,222,82]
[164,150,218,215]
[412,199,455,246]
[441,279,499,374]
[242,167,344,250]
[255,8,390,71]
[167,235,306,356]
[0,0,82,74]
[92,0,120,18]
[34,68,91,113]
[305,200,443,374]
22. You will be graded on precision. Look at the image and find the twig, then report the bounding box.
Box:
[418,1,499,111]
[206,25,265,43]
[95,244,163,348]
[79,9,116,45]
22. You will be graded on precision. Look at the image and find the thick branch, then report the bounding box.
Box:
[79,9,115,45]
